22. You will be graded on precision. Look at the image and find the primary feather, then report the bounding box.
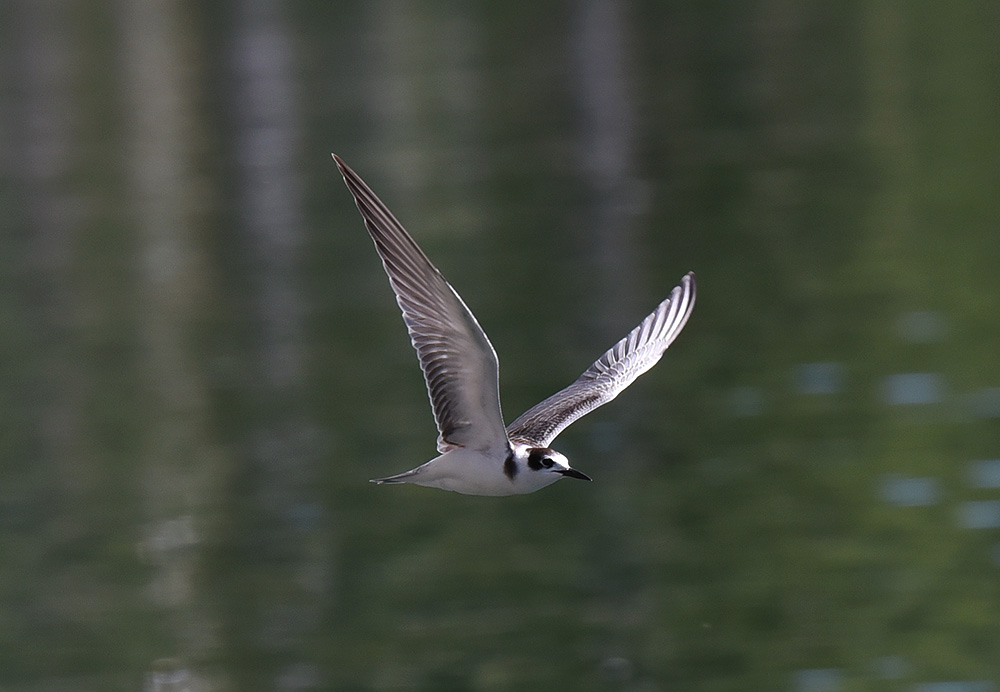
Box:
[506,272,695,447]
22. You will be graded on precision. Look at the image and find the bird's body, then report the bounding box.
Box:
[374,444,581,496]
[334,154,695,496]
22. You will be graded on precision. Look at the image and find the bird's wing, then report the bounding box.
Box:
[506,272,695,447]
[335,155,509,456]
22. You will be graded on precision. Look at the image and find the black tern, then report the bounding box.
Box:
[334,154,695,495]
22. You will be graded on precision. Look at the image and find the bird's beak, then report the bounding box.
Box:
[558,467,592,481]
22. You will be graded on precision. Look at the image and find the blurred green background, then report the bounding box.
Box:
[2,1,999,690]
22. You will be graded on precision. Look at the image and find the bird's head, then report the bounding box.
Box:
[524,446,592,483]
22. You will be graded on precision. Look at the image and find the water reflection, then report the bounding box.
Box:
[2,1,1000,690]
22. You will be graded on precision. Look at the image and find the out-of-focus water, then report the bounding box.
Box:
[2,2,999,690]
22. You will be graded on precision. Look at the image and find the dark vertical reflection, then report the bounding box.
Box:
[224,0,328,687]
[364,1,486,240]
[9,2,80,478]
[859,2,916,273]
[118,0,218,684]
[6,0,89,677]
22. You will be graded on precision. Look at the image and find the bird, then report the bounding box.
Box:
[333,154,695,496]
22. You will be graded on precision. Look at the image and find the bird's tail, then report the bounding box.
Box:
[369,468,422,485]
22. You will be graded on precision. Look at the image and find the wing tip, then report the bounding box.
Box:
[683,270,696,294]
[672,271,697,320]
[332,153,351,179]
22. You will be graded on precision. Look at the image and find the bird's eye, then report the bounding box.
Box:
[542,457,554,468]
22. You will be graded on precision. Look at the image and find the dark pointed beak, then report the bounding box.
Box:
[558,467,592,481]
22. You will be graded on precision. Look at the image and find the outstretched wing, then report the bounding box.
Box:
[334,155,509,456]
[506,272,695,447]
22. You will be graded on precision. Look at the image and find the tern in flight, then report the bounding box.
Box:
[334,154,695,495]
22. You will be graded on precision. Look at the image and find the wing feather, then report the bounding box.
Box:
[334,155,509,455]
[506,272,696,447]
